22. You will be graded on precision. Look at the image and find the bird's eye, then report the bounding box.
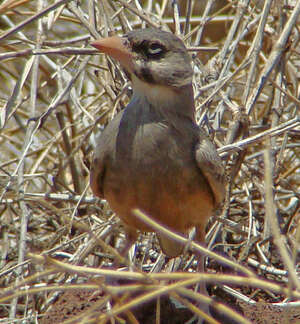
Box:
[147,42,164,56]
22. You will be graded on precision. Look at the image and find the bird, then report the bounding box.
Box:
[90,28,225,260]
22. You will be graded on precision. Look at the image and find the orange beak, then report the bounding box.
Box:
[91,36,133,70]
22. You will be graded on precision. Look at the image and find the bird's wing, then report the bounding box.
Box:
[195,132,226,206]
[90,151,105,198]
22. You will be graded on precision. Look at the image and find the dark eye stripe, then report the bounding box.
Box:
[134,66,155,84]
[140,67,155,83]
[132,40,165,59]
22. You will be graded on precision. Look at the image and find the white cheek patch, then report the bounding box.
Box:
[134,59,192,88]
[131,74,176,105]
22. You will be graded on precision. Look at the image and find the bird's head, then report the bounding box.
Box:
[91,28,193,95]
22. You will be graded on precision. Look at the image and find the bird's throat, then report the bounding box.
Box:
[131,74,196,122]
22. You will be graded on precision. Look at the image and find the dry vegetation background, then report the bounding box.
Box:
[0,0,300,323]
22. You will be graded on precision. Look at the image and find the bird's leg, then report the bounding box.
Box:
[195,251,209,295]
[115,227,137,268]
[194,226,212,322]
[104,228,137,287]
